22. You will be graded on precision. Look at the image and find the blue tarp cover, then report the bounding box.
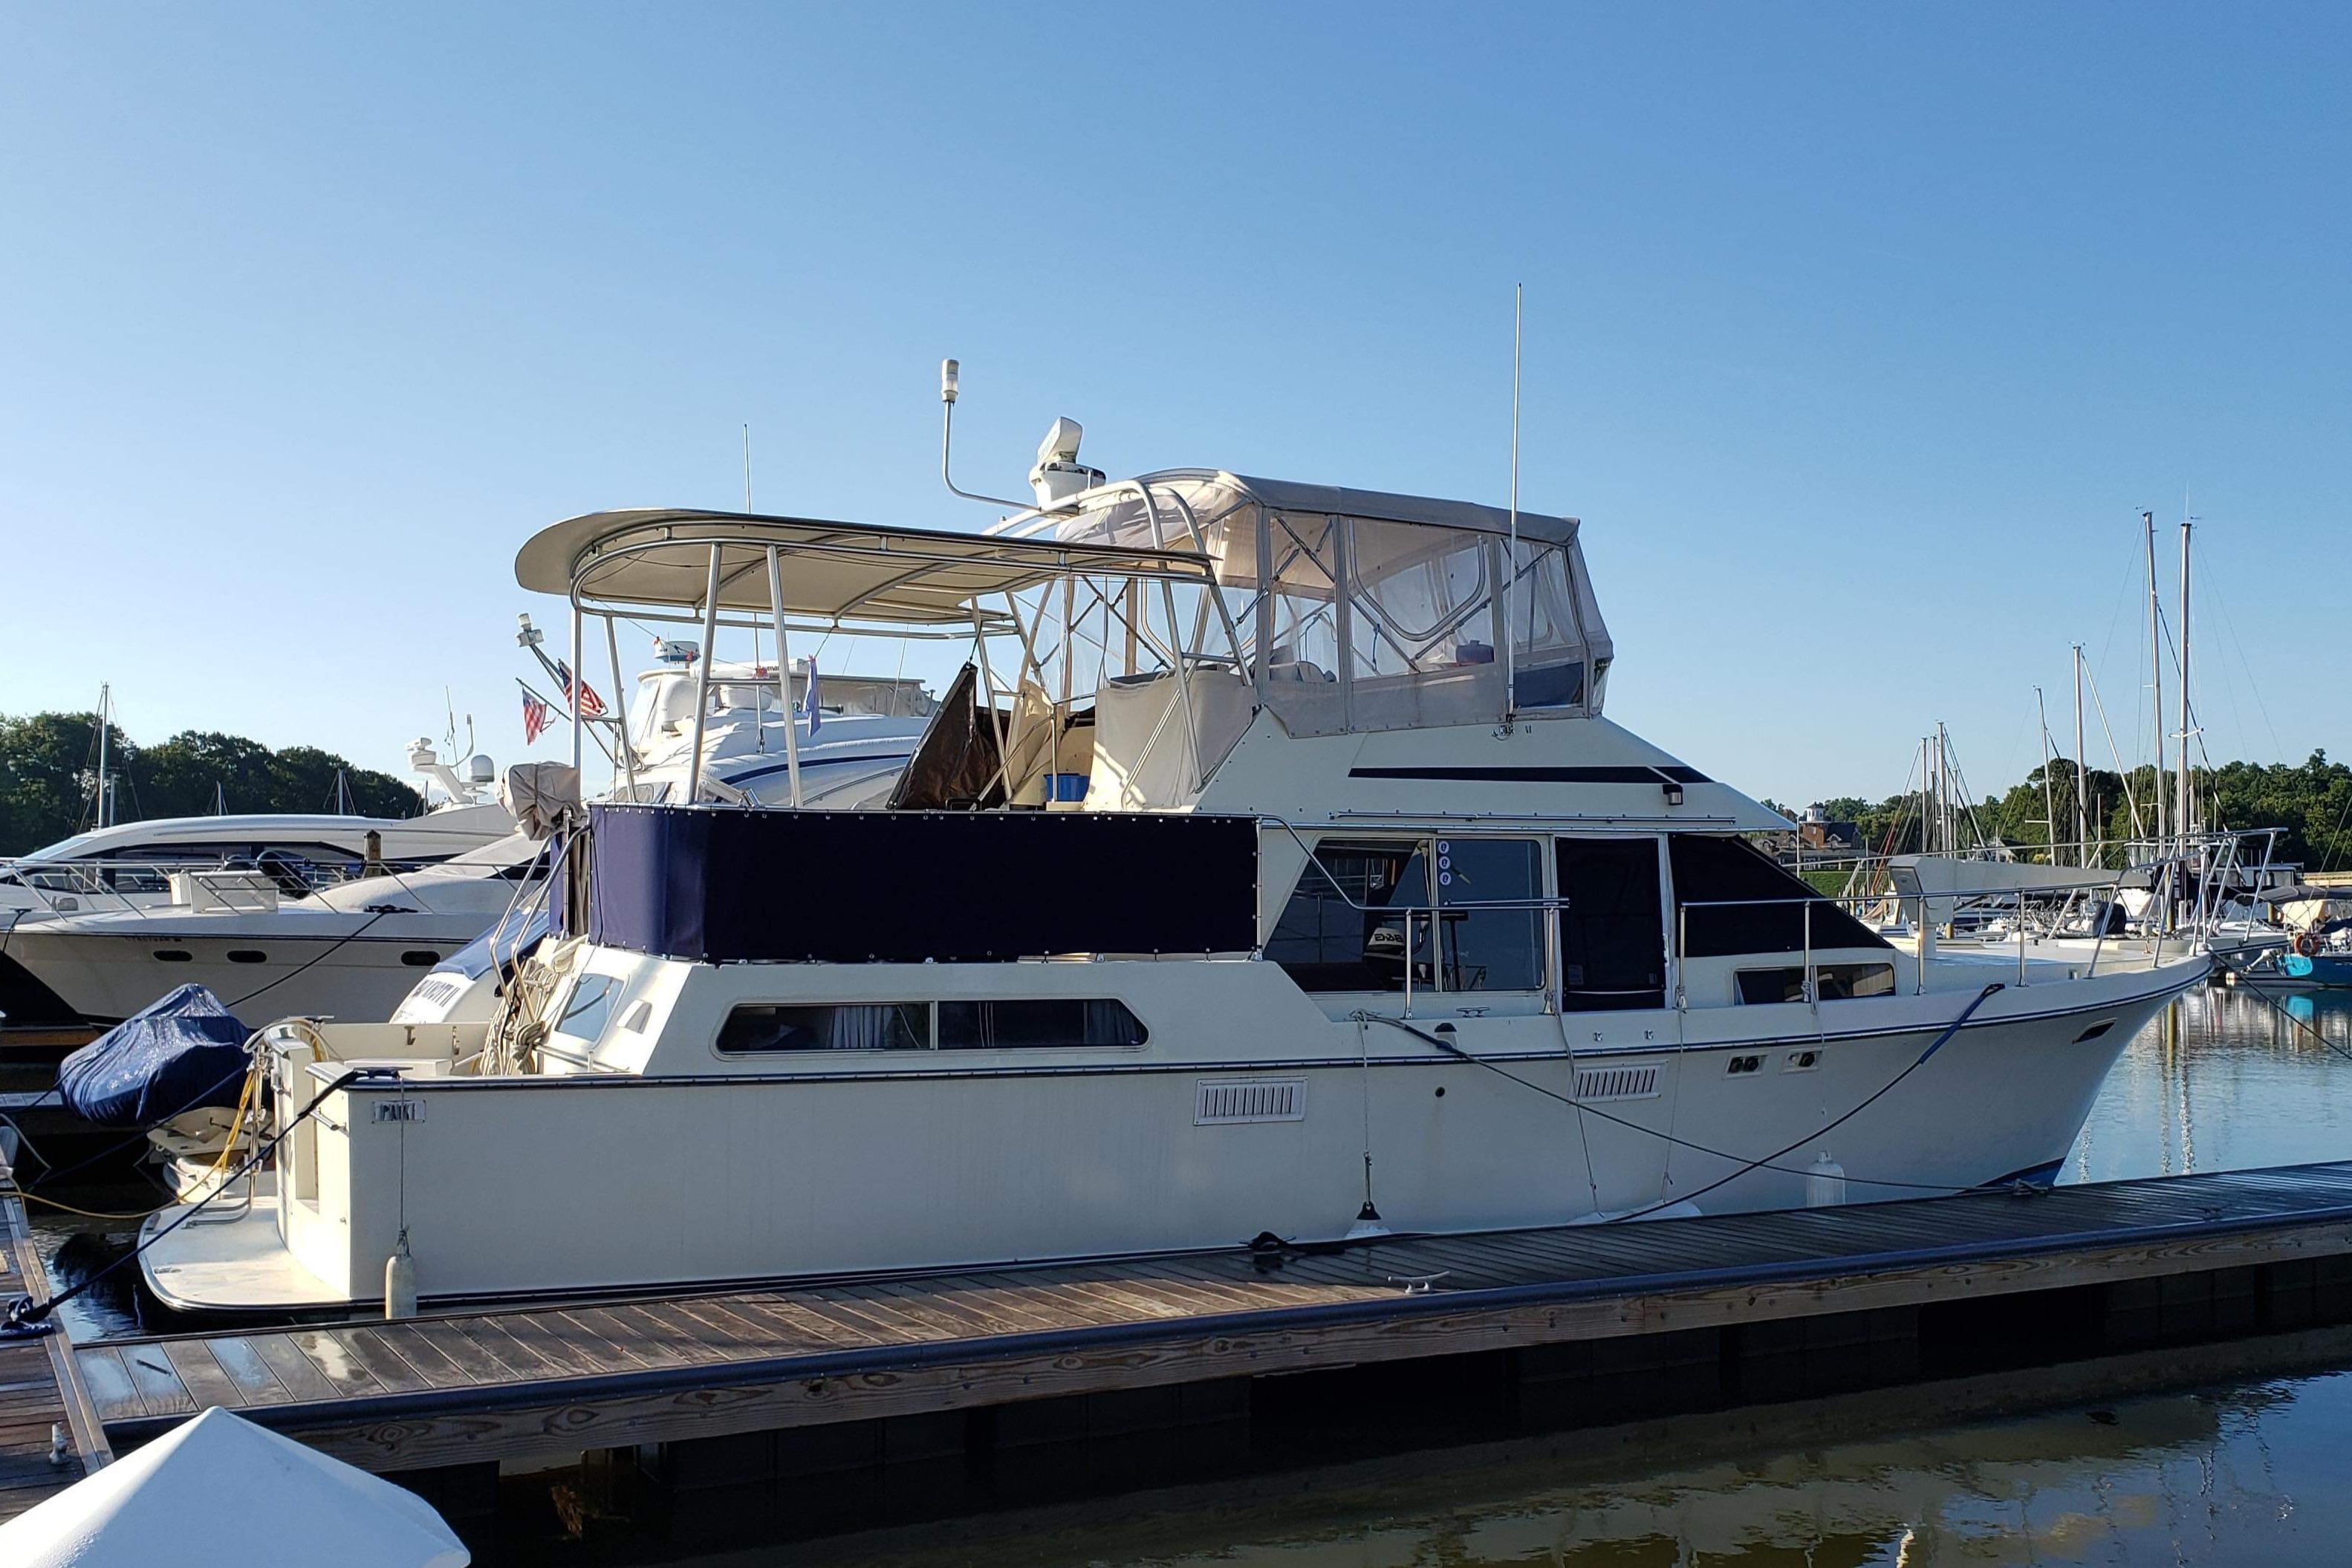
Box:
[58,984,252,1127]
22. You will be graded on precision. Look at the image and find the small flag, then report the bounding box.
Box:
[801,657,822,735]
[553,660,605,719]
[522,690,552,745]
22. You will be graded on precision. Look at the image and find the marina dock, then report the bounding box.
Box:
[70,1159,2352,1521]
[0,1162,110,1523]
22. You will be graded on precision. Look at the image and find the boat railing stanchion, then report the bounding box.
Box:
[1802,898,1814,1007]
[602,611,637,798]
[683,543,724,807]
[2016,889,2027,986]
[764,544,802,808]
[1403,908,1414,1020]
[1674,904,1687,1011]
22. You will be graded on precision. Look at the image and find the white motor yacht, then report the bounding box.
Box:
[0,745,514,1026]
[618,653,932,809]
[0,742,510,921]
[140,458,2208,1313]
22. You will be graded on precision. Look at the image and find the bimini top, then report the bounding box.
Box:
[995,469,1584,549]
[516,509,1219,626]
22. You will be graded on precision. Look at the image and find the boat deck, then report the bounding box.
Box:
[77,1159,2352,1474]
[0,1162,111,1523]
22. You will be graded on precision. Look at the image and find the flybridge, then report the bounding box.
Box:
[515,469,1618,814]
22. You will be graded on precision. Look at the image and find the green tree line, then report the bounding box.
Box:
[1802,752,2352,871]
[0,712,422,856]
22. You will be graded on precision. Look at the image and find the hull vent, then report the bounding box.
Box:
[1195,1078,1306,1125]
[1575,1064,1660,1102]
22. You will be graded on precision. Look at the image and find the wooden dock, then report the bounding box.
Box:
[0,1163,110,1523]
[73,1159,2352,1498]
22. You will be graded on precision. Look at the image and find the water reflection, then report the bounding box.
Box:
[2068,984,2352,1185]
[767,1371,2350,1567]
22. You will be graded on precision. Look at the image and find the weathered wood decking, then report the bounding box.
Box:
[74,1160,2352,1475]
[0,1165,110,1522]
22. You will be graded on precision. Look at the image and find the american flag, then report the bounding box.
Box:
[521,689,552,745]
[553,659,606,719]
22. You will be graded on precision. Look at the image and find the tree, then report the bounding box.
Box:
[0,712,420,856]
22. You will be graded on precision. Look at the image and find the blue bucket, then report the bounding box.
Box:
[1046,773,1090,803]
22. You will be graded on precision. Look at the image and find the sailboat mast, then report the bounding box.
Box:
[1937,723,1955,853]
[2072,643,2089,867]
[2176,516,2194,848]
[2036,688,2056,863]
[94,683,111,829]
[2144,510,2165,852]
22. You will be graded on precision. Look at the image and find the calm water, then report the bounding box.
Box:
[35,982,2352,1564]
[761,1373,2352,1567]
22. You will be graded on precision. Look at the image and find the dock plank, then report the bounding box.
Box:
[279,1331,388,1399]
[159,1340,249,1413]
[497,1310,647,1378]
[245,1336,348,1404]
[120,1346,197,1416]
[66,1348,140,1426]
[203,1337,293,1407]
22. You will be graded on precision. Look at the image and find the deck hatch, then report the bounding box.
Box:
[1574,1064,1660,1102]
[1195,1078,1306,1125]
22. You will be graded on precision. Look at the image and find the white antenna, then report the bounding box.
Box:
[1502,284,1522,730]
[743,423,753,511]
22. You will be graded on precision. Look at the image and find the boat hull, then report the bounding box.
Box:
[1,923,482,1025]
[140,963,2198,1312]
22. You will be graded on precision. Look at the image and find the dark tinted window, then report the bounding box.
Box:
[936,1000,1145,1049]
[1558,837,1666,1011]
[1435,839,1543,992]
[1512,660,1585,710]
[1735,963,1897,1004]
[1265,841,1432,992]
[717,1003,927,1053]
[1669,836,1891,958]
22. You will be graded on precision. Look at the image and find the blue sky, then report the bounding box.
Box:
[3,4,2344,809]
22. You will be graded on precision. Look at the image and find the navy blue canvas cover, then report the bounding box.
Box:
[587,804,1261,963]
[58,984,251,1126]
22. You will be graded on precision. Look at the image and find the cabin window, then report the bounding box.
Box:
[1734,963,1897,1004]
[1435,838,1544,992]
[1557,837,1666,1011]
[938,1000,1146,1050]
[553,974,622,1043]
[718,1003,927,1053]
[1669,836,1891,957]
[1265,840,1433,992]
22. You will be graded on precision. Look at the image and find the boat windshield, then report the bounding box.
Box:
[1020,471,1612,738]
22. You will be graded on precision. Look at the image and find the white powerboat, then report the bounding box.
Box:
[0,745,515,1026]
[0,741,510,921]
[140,451,2206,1313]
[617,653,932,809]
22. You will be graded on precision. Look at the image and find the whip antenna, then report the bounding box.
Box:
[1503,284,1522,730]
